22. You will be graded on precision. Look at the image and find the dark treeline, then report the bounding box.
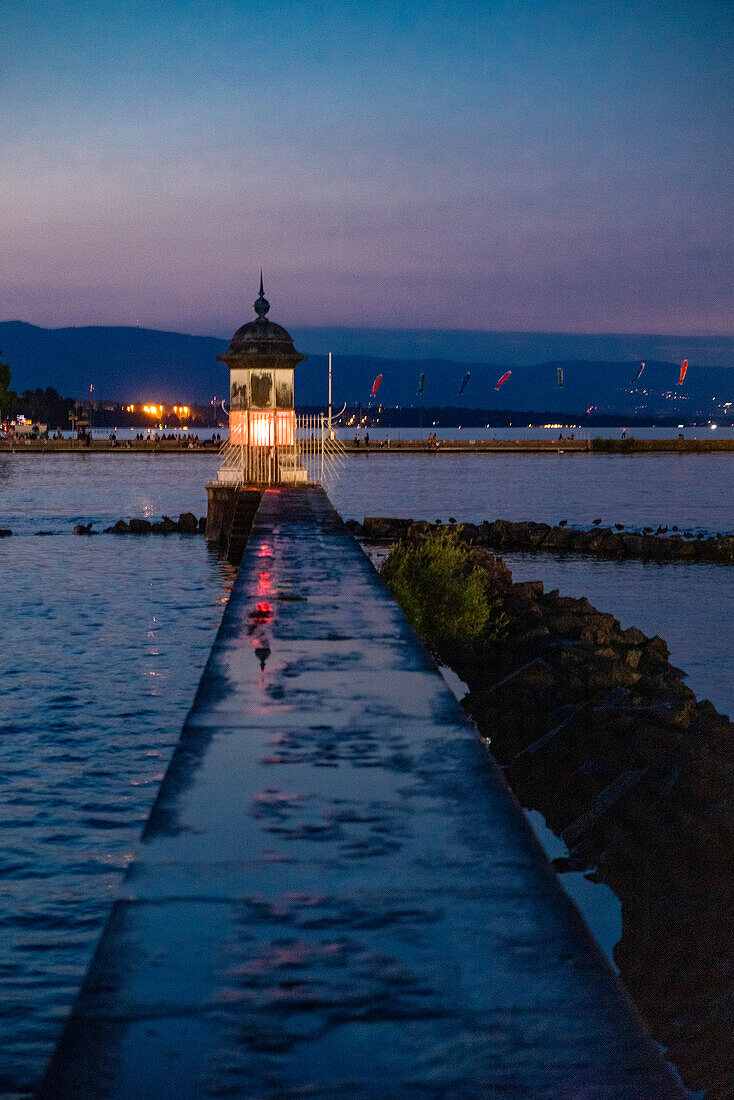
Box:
[2,389,224,430]
[3,387,76,427]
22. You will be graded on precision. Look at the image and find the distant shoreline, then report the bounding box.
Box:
[3,438,734,455]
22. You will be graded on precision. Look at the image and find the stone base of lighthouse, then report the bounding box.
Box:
[205,483,262,564]
[215,460,308,487]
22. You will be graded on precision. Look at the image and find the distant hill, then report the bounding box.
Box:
[0,321,228,404]
[290,325,733,370]
[1,320,732,417]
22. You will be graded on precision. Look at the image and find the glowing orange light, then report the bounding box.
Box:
[251,412,275,446]
[276,411,294,445]
[229,410,294,445]
[230,410,247,444]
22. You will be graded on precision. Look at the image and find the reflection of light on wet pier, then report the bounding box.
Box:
[39,488,684,1098]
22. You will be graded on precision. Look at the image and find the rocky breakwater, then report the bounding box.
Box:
[353,516,734,564]
[389,536,734,1098]
[71,513,206,535]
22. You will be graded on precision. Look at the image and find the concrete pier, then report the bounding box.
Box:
[39,487,683,1098]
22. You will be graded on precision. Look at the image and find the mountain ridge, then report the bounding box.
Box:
[1,321,732,416]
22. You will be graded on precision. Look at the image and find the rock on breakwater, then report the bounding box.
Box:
[354,516,734,563]
[73,513,208,535]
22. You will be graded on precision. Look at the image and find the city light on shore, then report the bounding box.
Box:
[125,404,190,418]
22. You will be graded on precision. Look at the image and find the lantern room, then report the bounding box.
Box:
[216,275,308,484]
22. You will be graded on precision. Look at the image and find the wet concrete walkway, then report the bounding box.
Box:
[39,487,683,1098]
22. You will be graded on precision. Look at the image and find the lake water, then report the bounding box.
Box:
[328,450,734,536]
[1,449,732,1095]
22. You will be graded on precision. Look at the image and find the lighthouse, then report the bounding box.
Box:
[216,275,308,485]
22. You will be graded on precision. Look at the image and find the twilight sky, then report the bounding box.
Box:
[1,0,732,338]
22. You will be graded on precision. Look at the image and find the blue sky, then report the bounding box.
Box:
[1,0,731,337]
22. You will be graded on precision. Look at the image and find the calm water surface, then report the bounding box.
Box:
[0,453,219,536]
[0,456,231,1095]
[328,451,734,535]
[1,452,732,1094]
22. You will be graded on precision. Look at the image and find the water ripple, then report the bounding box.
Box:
[0,473,234,1093]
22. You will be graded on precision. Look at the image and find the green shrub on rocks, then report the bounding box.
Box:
[382,531,507,658]
[591,436,637,453]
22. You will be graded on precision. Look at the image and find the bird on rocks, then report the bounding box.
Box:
[614,523,624,530]
[643,526,653,534]
[558,519,568,527]
[592,518,602,525]
[672,525,679,531]
[449,517,457,524]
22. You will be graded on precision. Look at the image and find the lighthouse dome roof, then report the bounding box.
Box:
[218,275,306,365]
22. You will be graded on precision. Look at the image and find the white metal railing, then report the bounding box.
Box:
[295,413,347,487]
[217,413,346,487]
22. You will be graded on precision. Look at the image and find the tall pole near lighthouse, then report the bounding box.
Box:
[328,351,332,437]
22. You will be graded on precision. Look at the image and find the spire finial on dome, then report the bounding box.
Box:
[254,271,270,319]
